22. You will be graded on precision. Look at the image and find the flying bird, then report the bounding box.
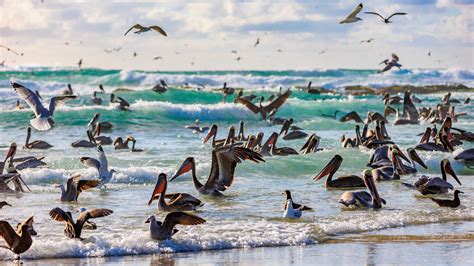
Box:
[340,3,363,24]
[378,53,402,73]
[364,11,407,24]
[360,38,375,43]
[236,56,241,61]
[153,56,163,60]
[0,45,23,56]
[277,49,283,52]
[12,82,76,131]
[77,59,83,68]
[254,37,260,47]
[428,51,431,56]
[133,52,137,57]
[124,24,167,36]
[80,145,116,188]
[231,50,237,54]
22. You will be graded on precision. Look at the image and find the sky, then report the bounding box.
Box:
[0,0,473,71]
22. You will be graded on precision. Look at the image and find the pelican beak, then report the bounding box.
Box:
[408,148,427,169]
[147,174,166,206]
[363,170,383,208]
[170,157,194,182]
[203,125,217,144]
[313,155,342,181]
[391,150,405,175]
[393,146,409,163]
[443,160,461,186]
[5,143,16,160]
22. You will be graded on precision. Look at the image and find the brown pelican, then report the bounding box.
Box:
[339,3,363,24]
[62,84,74,96]
[49,207,113,239]
[113,136,133,149]
[151,80,168,93]
[455,148,474,166]
[300,134,321,154]
[23,127,53,149]
[91,91,103,105]
[394,91,419,125]
[185,119,209,133]
[383,105,397,118]
[339,111,363,123]
[236,89,291,120]
[72,130,96,148]
[338,170,385,209]
[0,201,11,209]
[431,190,463,208]
[306,81,322,94]
[87,113,113,132]
[402,159,461,195]
[148,173,204,211]
[383,93,402,105]
[378,53,402,73]
[145,212,205,241]
[313,155,365,188]
[80,145,116,187]
[267,132,298,156]
[283,190,311,211]
[110,93,130,111]
[279,119,308,140]
[415,133,453,152]
[171,146,264,195]
[371,148,404,181]
[3,143,46,173]
[55,175,100,202]
[93,123,112,145]
[203,125,236,148]
[124,24,167,36]
[236,121,248,141]
[131,139,143,152]
[12,82,76,131]
[465,97,470,104]
[0,216,34,260]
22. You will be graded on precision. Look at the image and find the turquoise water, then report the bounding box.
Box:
[0,67,473,260]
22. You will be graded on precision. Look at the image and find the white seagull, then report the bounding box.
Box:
[340,3,363,24]
[283,199,303,219]
[12,82,76,131]
[80,145,116,188]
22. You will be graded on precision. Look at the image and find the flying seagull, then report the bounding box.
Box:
[364,11,407,24]
[360,38,375,43]
[77,59,83,68]
[153,56,163,60]
[231,50,237,54]
[124,24,167,36]
[254,37,260,47]
[12,82,76,131]
[0,45,23,56]
[378,53,402,73]
[340,3,363,24]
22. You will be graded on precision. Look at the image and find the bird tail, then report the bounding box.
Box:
[30,117,52,131]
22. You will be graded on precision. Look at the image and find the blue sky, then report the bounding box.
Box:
[0,0,472,70]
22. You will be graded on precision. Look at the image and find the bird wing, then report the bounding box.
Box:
[49,207,75,224]
[235,98,261,114]
[263,89,291,113]
[11,82,47,117]
[77,179,100,193]
[80,157,101,175]
[149,26,167,36]
[162,212,205,232]
[97,147,109,176]
[48,95,76,116]
[167,193,202,206]
[364,11,385,21]
[117,96,130,107]
[0,221,17,247]
[15,158,46,170]
[387,12,407,20]
[79,208,113,222]
[124,24,142,36]
[348,3,363,18]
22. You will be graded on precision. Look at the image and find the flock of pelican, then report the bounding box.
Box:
[1,78,472,260]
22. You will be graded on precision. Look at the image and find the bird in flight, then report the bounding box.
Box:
[364,11,407,24]
[254,37,260,47]
[360,38,375,43]
[277,49,283,53]
[231,50,237,54]
[236,56,241,61]
[124,24,167,36]
[77,59,83,68]
[0,45,23,56]
[133,52,137,57]
[340,3,363,24]
[153,56,163,60]
[378,53,402,73]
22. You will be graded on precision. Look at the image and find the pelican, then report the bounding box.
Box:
[113,136,133,149]
[339,111,363,123]
[12,82,76,131]
[283,199,303,219]
[87,113,113,132]
[124,24,167,36]
[91,91,103,105]
[23,127,53,149]
[236,89,292,120]
[3,142,46,173]
[402,159,461,195]
[338,170,385,209]
[203,125,236,148]
[151,80,168,93]
[267,132,298,156]
[145,212,205,241]
[80,145,116,187]
[0,216,34,260]
[0,201,11,209]
[378,53,402,73]
[148,173,204,211]
[62,84,74,96]
[283,190,311,211]
[93,123,112,145]
[431,190,463,208]
[55,175,100,202]
[110,93,130,111]
[340,3,363,24]
[71,130,96,148]
[236,121,248,141]
[279,119,308,140]
[49,207,113,239]
[455,148,474,165]
[394,91,419,125]
[314,155,365,189]
[300,134,321,154]
[131,139,143,152]
[171,146,264,196]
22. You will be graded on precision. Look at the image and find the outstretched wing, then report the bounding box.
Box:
[235,98,260,113]
[364,11,385,20]
[263,89,291,113]
[124,24,142,36]
[80,157,101,175]
[77,179,100,193]
[49,95,76,116]
[117,96,130,107]
[387,12,407,20]
[49,207,74,224]
[11,82,47,117]
[0,221,17,247]
[162,212,205,233]
[348,3,363,18]
[78,208,113,225]
[149,25,167,36]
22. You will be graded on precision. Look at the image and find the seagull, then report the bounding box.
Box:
[55,175,100,202]
[428,51,431,56]
[12,82,76,131]
[80,145,116,188]
[0,45,23,56]
[124,24,167,36]
[153,56,163,60]
[378,53,402,73]
[77,59,83,68]
[254,37,260,47]
[231,50,237,54]
[277,49,283,52]
[364,11,407,24]
[236,56,241,61]
[360,38,375,43]
[340,3,363,24]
